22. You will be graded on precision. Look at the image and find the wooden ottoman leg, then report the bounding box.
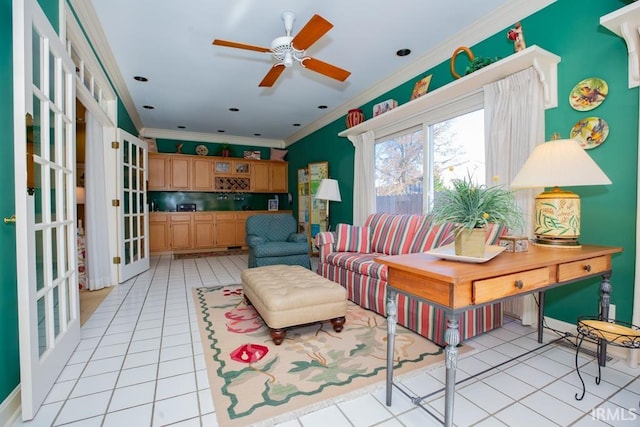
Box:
[331,316,346,332]
[270,328,286,345]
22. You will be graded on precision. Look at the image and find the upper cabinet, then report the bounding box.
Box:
[148,153,288,193]
[600,2,640,88]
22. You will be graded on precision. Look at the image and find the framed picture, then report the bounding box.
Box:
[268,198,279,211]
[411,74,432,100]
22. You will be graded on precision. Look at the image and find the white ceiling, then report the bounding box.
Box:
[82,0,551,146]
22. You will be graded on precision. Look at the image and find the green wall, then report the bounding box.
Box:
[0,0,20,405]
[289,0,638,324]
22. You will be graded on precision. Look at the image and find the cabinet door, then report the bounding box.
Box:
[234,160,251,176]
[193,213,215,249]
[149,213,170,252]
[170,214,192,250]
[170,157,191,190]
[235,212,252,246]
[148,154,169,190]
[252,162,270,192]
[215,213,236,247]
[270,162,288,192]
[191,158,214,191]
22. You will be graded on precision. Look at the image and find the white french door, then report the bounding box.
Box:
[12,0,79,420]
[117,129,150,282]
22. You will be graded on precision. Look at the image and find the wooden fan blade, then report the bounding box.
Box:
[301,57,351,82]
[259,64,286,87]
[212,39,271,53]
[291,14,333,51]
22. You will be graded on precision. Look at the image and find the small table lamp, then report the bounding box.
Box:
[315,178,342,231]
[510,138,611,247]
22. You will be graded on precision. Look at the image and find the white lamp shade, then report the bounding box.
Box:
[76,187,86,204]
[315,178,342,202]
[511,139,611,188]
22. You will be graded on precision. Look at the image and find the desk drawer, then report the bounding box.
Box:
[473,267,552,304]
[558,256,610,282]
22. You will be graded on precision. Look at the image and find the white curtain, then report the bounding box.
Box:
[349,130,376,226]
[484,66,544,325]
[84,111,112,290]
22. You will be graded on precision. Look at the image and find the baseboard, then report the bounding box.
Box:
[0,385,21,427]
[543,316,638,367]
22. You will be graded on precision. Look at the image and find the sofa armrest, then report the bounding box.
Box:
[287,233,308,243]
[245,234,265,247]
[314,231,336,264]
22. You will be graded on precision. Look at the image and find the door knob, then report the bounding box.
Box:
[4,215,16,224]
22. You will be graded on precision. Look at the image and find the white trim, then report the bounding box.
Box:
[339,46,560,139]
[140,128,285,148]
[600,2,640,88]
[0,386,21,427]
[67,0,141,130]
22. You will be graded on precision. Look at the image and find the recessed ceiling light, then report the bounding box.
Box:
[134,76,148,82]
[254,133,261,136]
[229,108,239,112]
[177,125,186,129]
[396,49,411,57]
[143,105,155,109]
[318,105,328,109]
[292,123,301,127]
[217,130,225,133]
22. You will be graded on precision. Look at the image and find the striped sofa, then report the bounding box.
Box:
[314,213,506,347]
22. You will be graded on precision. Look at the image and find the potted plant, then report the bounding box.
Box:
[430,174,523,257]
[220,144,231,157]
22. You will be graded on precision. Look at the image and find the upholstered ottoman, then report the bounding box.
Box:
[241,265,347,345]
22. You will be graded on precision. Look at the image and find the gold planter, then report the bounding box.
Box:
[454,228,486,257]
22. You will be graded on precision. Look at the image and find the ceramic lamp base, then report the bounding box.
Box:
[534,187,581,247]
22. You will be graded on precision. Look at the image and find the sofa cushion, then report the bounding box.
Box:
[365,213,420,255]
[252,241,309,258]
[335,224,371,253]
[325,252,387,281]
[409,217,456,252]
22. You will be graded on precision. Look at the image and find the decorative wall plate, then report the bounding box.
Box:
[570,117,609,149]
[569,77,608,111]
[196,144,209,156]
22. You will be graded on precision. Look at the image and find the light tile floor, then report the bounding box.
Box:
[11,254,640,427]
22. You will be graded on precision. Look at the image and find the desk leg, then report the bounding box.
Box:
[444,313,459,427]
[386,288,398,406]
[537,291,545,344]
[599,273,612,367]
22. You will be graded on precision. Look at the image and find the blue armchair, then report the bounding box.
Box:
[245,214,311,269]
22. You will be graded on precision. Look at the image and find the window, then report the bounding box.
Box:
[374,109,485,215]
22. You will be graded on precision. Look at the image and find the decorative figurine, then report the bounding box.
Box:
[176,143,183,154]
[507,22,526,53]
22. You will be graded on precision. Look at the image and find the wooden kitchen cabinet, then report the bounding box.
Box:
[215,212,237,247]
[251,162,270,192]
[170,157,190,190]
[191,158,214,191]
[270,162,288,192]
[193,212,216,249]
[148,153,170,190]
[149,213,170,252]
[169,213,192,250]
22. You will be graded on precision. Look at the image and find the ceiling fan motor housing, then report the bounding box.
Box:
[271,36,303,67]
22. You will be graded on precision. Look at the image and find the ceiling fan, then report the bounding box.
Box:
[212,11,351,87]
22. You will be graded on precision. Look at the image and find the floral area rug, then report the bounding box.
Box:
[192,284,470,427]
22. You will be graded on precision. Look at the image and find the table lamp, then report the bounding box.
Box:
[315,178,342,231]
[510,138,611,247]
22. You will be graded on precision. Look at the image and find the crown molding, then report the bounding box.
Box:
[140,128,285,148]
[284,0,556,146]
[67,0,143,131]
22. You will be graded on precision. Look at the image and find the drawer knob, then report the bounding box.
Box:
[584,265,592,272]
[514,280,523,289]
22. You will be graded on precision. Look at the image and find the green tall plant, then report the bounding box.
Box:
[431,175,523,235]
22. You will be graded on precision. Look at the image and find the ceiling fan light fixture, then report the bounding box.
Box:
[283,51,293,68]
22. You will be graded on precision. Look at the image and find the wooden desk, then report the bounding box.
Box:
[376,244,622,427]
